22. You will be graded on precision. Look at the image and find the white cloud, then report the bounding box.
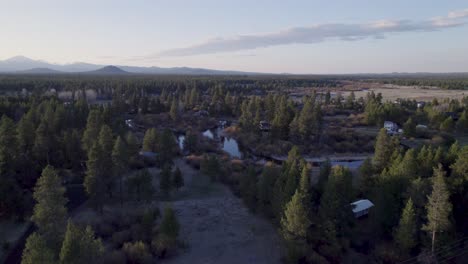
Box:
[144,8,468,58]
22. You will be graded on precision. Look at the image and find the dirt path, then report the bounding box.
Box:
[160,159,283,264]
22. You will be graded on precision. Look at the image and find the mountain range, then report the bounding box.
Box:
[0,56,258,75]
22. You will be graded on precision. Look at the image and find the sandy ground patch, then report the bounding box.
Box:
[160,159,283,264]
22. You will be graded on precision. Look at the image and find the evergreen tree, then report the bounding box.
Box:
[373,128,393,172]
[257,165,280,216]
[59,221,103,264]
[112,136,128,206]
[125,131,139,163]
[82,109,101,152]
[439,117,454,132]
[84,143,106,212]
[359,158,375,196]
[127,169,154,202]
[160,207,180,240]
[423,165,452,253]
[170,98,179,121]
[240,166,258,210]
[403,117,416,137]
[21,232,55,264]
[142,128,158,152]
[98,125,114,197]
[172,167,184,190]
[318,166,353,243]
[31,166,68,252]
[281,189,311,241]
[394,198,417,254]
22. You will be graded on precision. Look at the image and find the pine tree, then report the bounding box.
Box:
[59,221,103,264]
[160,207,180,240]
[125,131,139,162]
[394,198,417,254]
[439,117,454,132]
[257,165,280,216]
[170,98,179,121]
[423,165,452,253]
[373,128,392,172]
[98,125,114,197]
[0,115,20,216]
[143,128,158,152]
[240,166,258,210]
[33,119,51,165]
[281,189,311,241]
[31,166,68,252]
[403,117,416,137]
[112,136,128,206]
[21,232,55,264]
[84,142,106,212]
[172,167,184,190]
[359,158,375,195]
[319,166,353,242]
[82,109,101,152]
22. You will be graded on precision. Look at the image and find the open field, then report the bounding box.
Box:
[340,82,467,102]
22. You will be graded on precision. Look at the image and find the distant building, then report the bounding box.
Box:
[384,121,399,134]
[351,199,374,218]
[417,101,426,108]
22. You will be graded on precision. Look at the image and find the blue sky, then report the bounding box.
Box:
[1,0,468,73]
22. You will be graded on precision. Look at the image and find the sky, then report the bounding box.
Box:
[1,0,468,74]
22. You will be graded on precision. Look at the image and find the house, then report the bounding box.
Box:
[351,199,374,218]
[417,101,426,108]
[384,121,398,134]
[259,120,271,131]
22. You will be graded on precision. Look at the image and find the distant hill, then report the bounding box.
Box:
[16,68,64,74]
[0,56,260,75]
[83,65,129,75]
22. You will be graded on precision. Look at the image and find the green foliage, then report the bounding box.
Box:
[122,241,151,264]
[240,166,258,210]
[82,109,101,152]
[318,166,353,244]
[32,165,68,252]
[21,232,55,264]
[201,154,221,181]
[423,165,452,252]
[373,128,396,172]
[142,128,158,152]
[160,207,180,239]
[403,117,416,137]
[112,136,128,206]
[439,116,454,132]
[394,198,417,254]
[59,221,104,264]
[84,142,106,212]
[257,165,280,216]
[128,169,154,202]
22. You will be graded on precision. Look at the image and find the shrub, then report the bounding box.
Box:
[151,234,177,258]
[122,241,152,264]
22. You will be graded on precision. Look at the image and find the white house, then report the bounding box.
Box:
[351,199,374,218]
[384,121,398,133]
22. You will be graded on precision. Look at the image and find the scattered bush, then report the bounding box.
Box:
[122,241,152,264]
[101,250,126,264]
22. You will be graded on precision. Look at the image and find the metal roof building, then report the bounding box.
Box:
[351,199,374,218]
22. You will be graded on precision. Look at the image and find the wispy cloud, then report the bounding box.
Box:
[140,9,468,59]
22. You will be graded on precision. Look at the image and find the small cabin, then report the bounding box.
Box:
[351,199,374,218]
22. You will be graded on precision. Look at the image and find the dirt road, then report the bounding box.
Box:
[160,159,283,264]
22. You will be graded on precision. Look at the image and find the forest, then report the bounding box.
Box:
[0,75,466,264]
